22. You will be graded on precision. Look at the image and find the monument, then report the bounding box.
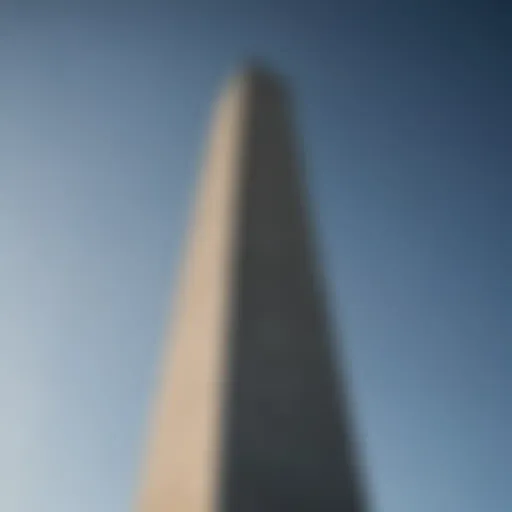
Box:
[137,63,366,511]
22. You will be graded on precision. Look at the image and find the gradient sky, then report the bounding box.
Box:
[0,1,510,511]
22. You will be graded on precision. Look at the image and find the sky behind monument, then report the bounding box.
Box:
[0,1,510,511]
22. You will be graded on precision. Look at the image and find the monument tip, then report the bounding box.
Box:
[233,58,286,89]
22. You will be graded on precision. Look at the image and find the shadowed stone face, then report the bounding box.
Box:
[220,68,364,512]
[137,65,365,512]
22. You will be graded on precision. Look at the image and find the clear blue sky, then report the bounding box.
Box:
[0,1,509,511]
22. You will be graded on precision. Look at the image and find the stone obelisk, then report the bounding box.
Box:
[137,64,366,512]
